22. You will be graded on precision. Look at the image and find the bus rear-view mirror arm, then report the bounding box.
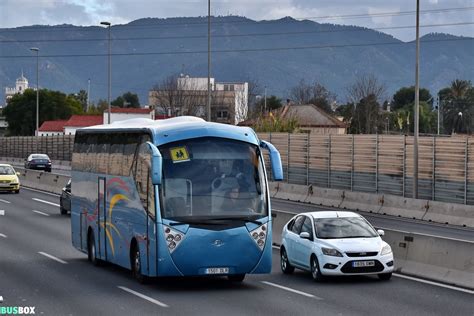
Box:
[146,141,163,185]
[260,140,283,181]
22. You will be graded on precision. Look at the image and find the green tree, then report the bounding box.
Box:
[391,86,432,111]
[255,95,283,113]
[111,92,140,108]
[69,90,88,111]
[440,80,474,134]
[3,89,83,136]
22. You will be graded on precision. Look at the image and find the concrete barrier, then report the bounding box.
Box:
[18,168,69,195]
[305,186,344,208]
[273,182,309,202]
[339,191,382,213]
[424,200,474,227]
[379,194,429,220]
[271,209,474,290]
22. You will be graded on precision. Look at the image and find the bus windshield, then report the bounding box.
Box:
[159,137,267,221]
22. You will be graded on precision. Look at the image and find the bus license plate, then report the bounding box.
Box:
[205,267,229,274]
[353,261,375,267]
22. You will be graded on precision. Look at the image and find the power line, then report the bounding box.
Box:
[0,37,471,59]
[0,21,472,44]
[1,6,473,33]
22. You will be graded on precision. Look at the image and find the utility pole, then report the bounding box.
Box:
[413,0,420,199]
[100,21,112,124]
[87,78,91,112]
[30,47,39,137]
[207,0,212,122]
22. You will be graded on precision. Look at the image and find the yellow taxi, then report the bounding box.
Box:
[0,164,21,194]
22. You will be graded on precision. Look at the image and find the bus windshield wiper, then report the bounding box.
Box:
[168,220,221,226]
[209,217,262,225]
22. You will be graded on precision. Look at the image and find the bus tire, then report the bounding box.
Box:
[131,243,148,284]
[87,230,101,266]
[228,274,245,282]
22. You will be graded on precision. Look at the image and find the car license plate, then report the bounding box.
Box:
[353,261,375,267]
[37,165,45,168]
[205,267,229,274]
[0,183,9,187]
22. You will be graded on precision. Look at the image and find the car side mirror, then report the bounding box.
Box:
[299,232,311,239]
[377,229,385,236]
[16,172,20,176]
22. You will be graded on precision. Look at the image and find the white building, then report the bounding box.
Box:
[103,107,155,124]
[3,72,30,107]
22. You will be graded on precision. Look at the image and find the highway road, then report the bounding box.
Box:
[0,188,472,315]
[272,199,474,242]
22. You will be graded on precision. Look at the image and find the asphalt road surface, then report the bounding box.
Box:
[0,189,472,315]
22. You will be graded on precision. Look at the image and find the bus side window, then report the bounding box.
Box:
[109,134,123,176]
[123,134,138,177]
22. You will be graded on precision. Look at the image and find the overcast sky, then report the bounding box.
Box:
[1,0,473,41]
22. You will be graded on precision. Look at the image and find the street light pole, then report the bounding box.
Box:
[30,47,39,136]
[437,95,440,135]
[413,0,420,199]
[207,0,212,122]
[100,21,111,124]
[264,86,267,113]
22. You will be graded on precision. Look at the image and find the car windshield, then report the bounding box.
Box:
[314,217,378,239]
[0,166,15,175]
[159,137,267,222]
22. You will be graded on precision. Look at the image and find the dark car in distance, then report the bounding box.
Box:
[60,179,71,215]
[24,154,52,172]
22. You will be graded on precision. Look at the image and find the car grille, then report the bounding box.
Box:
[341,260,384,273]
[346,252,378,257]
[0,180,11,184]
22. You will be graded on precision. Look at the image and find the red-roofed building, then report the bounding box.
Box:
[64,115,103,135]
[38,120,68,136]
[103,107,155,123]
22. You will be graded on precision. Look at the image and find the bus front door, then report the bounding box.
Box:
[98,177,107,261]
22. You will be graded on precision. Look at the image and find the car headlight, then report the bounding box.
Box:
[321,247,343,257]
[381,244,392,255]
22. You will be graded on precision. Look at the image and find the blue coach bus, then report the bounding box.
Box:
[71,117,283,282]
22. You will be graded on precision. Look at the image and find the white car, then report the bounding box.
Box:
[280,211,394,281]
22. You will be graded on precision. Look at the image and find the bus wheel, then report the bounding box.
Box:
[87,230,100,266]
[131,245,148,284]
[228,274,245,282]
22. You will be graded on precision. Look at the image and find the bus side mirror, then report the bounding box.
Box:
[260,140,283,181]
[147,142,163,185]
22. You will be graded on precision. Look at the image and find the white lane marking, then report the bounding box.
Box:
[393,273,474,294]
[118,286,169,308]
[32,198,60,207]
[0,199,11,204]
[38,252,68,264]
[0,233,7,238]
[272,245,280,250]
[0,210,4,216]
[23,187,60,197]
[32,210,50,217]
[261,281,322,299]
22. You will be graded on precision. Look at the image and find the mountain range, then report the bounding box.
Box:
[0,16,473,106]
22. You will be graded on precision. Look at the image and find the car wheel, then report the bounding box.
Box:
[60,206,67,215]
[310,255,324,282]
[87,230,101,266]
[15,190,20,194]
[280,247,295,274]
[378,273,392,281]
[228,274,245,282]
[131,244,148,284]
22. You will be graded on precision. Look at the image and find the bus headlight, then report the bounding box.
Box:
[163,225,185,254]
[249,223,267,251]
